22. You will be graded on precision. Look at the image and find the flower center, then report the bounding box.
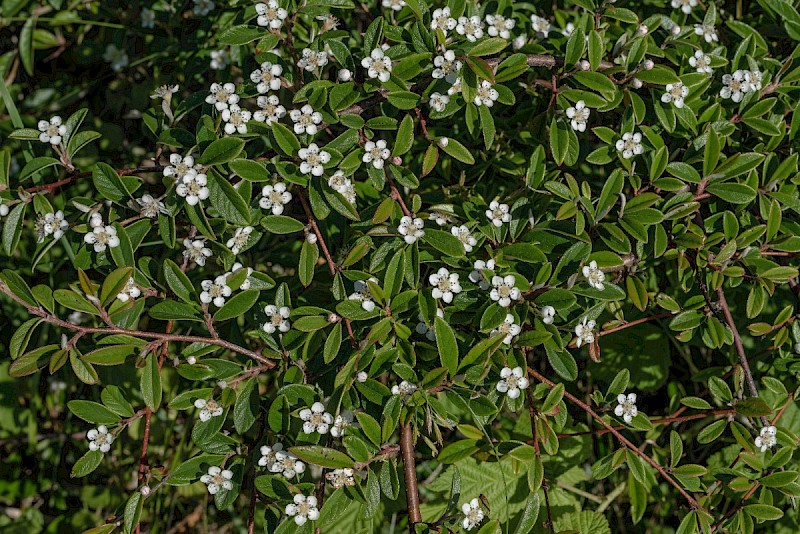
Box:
[216,89,229,101]
[437,278,451,291]
[281,457,295,470]
[271,314,283,326]
[370,147,383,159]
[306,153,321,166]
[188,181,203,195]
[95,432,111,445]
[506,375,519,388]
[670,84,684,98]
[230,112,244,126]
[310,413,325,425]
[299,114,313,125]
[465,22,476,33]
[624,139,637,150]
[47,125,60,136]
[297,502,312,515]
[491,208,504,219]
[209,285,224,298]
[96,231,110,245]
[266,8,277,18]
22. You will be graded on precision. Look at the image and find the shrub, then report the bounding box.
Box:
[2,0,800,532]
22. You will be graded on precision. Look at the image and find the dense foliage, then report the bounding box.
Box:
[2,0,800,532]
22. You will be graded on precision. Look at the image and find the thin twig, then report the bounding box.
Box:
[556,408,735,438]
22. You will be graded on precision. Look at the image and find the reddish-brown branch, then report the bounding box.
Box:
[400,422,421,531]
[557,409,735,438]
[599,313,674,337]
[23,165,165,194]
[385,169,412,217]
[711,482,760,532]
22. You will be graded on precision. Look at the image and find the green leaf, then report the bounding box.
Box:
[289,446,355,469]
[697,419,727,444]
[141,352,162,411]
[2,203,26,256]
[468,37,508,57]
[67,400,122,425]
[439,138,475,164]
[550,117,569,165]
[262,215,305,234]
[218,25,263,45]
[198,137,245,165]
[422,228,466,257]
[744,504,783,521]
[706,182,757,204]
[435,316,459,376]
[229,159,269,181]
[163,259,195,304]
[733,397,773,417]
[299,239,318,287]
[19,156,60,181]
[386,91,420,110]
[101,386,135,418]
[214,290,260,321]
[100,266,134,307]
[233,379,260,434]
[93,162,129,202]
[168,454,226,485]
[19,19,34,75]
[207,172,251,225]
[392,115,414,157]
[270,122,301,156]
[478,103,495,150]
[71,450,103,478]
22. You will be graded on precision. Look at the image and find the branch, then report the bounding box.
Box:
[556,408,735,438]
[23,165,166,195]
[400,422,421,531]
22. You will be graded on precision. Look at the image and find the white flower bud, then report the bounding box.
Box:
[356,371,368,383]
[328,313,339,323]
[187,356,197,365]
[438,137,449,147]
[338,68,352,81]
[671,25,681,36]
[579,60,591,71]
[306,232,318,244]
[140,485,151,497]
[631,78,643,89]
[637,24,648,36]
[643,59,654,70]
[217,380,228,389]
[392,156,402,165]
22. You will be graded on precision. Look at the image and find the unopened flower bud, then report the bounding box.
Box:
[392,156,402,165]
[438,137,449,148]
[328,313,339,323]
[306,232,318,244]
[338,68,351,82]
[671,25,681,36]
[579,59,591,71]
[140,486,151,497]
[187,356,197,365]
[643,59,655,70]
[356,371,368,383]
[631,78,643,89]
[637,24,648,36]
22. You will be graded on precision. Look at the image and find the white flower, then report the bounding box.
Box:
[328,170,351,194]
[513,35,527,49]
[41,211,68,241]
[300,402,334,434]
[492,314,521,345]
[566,100,590,132]
[255,0,287,29]
[151,84,179,101]
[263,304,291,333]
[582,261,605,290]
[200,276,232,308]
[754,425,778,452]
[37,116,67,146]
[496,366,529,399]
[530,15,551,37]
[225,262,254,290]
[326,468,356,488]
[259,443,283,467]
[720,70,751,102]
[694,24,718,43]
[298,48,328,71]
[746,70,763,92]
[87,425,115,453]
[429,92,449,113]
[103,44,129,72]
[226,226,253,254]
[432,50,462,84]
[290,104,323,136]
[447,77,463,96]
[298,144,331,177]
[398,216,425,244]
[456,16,484,42]
[416,308,444,340]
[205,82,239,111]
[362,140,391,169]
[486,201,511,227]
[461,498,485,530]
[391,380,417,399]
[429,267,462,304]
[474,80,499,107]
[469,259,496,290]
[117,277,141,303]
[341,183,357,205]
[451,225,477,252]
[382,0,405,11]
[349,277,379,312]
[140,7,155,28]
[221,104,251,135]
[194,397,224,422]
[615,131,644,159]
[136,194,166,218]
[574,317,596,347]
[176,172,210,206]
[431,7,457,34]
[661,82,689,108]
[562,22,576,37]
[485,14,515,39]
[362,48,393,83]
[490,275,521,308]
[259,181,293,213]
[200,466,233,495]
[84,221,120,252]
[671,0,698,14]
[183,238,212,267]
[356,371,368,383]
[269,450,306,478]
[429,211,452,226]
[210,49,229,70]
[330,411,354,438]
[250,61,283,94]
[285,494,319,526]
[689,50,712,74]
[541,305,556,325]
[163,153,198,180]
[254,95,287,124]
[614,392,638,424]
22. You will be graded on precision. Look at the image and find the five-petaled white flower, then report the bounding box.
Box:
[746,70,763,92]
[87,425,115,453]
[694,24,718,43]
[614,392,638,424]
[103,44,129,72]
[485,14,515,39]
[192,0,215,16]
[140,7,156,28]
[38,211,68,242]
[671,0,698,14]
[416,308,444,340]
[430,92,450,113]
[163,153,198,180]
[200,466,233,495]
[300,402,334,434]
[226,226,253,254]
[176,172,209,206]
[474,80,499,107]
[398,216,425,244]
[461,498,485,530]
[432,50,462,84]
[486,201,511,227]
[151,84,179,102]
[362,48,393,83]
[117,277,141,302]
[492,314,521,344]
[194,397,224,422]
[328,170,351,194]
[469,259,496,290]
[136,194,166,218]
[349,277,379,311]
[541,305,556,325]
[431,7,457,34]
[250,61,283,94]
[330,411,354,438]
[255,0,287,29]
[661,82,689,108]
[290,104,323,135]
[496,366,529,399]
[755,425,778,452]
[490,275,521,308]
[183,238,212,267]
[430,211,452,226]
[720,70,751,102]
[38,116,67,146]
[258,443,284,468]
[391,380,418,399]
[689,50,712,74]
[297,48,329,71]
[254,95,287,124]
[326,468,356,488]
[270,450,306,478]
[582,260,605,290]
[616,131,644,159]
[200,276,232,308]
[456,16,484,42]
[285,494,319,526]
[530,15,551,37]
[260,182,293,214]
[222,104,251,135]
[298,144,331,176]
[205,83,239,111]
[574,317,596,347]
[429,267,462,304]
[451,225,477,252]
[263,304,291,333]
[566,100,590,132]
[84,220,120,252]
[209,49,229,70]
[362,140,391,169]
